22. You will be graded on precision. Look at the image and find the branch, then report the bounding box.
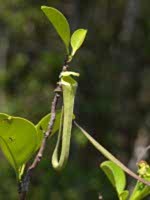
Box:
[74,121,150,186]
[18,59,69,200]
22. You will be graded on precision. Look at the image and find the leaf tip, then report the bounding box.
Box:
[41,5,46,10]
[83,28,88,33]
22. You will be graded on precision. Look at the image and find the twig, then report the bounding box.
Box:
[29,93,60,170]
[74,121,150,186]
[18,58,69,200]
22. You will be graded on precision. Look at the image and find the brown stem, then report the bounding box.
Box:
[18,58,70,200]
[29,93,60,170]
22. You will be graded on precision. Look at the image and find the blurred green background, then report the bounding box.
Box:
[0,0,150,199]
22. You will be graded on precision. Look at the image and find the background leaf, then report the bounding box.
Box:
[36,111,61,149]
[100,160,127,198]
[41,6,70,53]
[36,111,75,150]
[0,113,38,176]
[71,29,87,56]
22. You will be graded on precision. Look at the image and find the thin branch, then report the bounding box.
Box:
[18,58,69,200]
[74,121,150,186]
[29,93,60,170]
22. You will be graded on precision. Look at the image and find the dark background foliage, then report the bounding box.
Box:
[0,0,150,199]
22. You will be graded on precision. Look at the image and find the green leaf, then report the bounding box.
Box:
[41,6,70,54]
[71,29,87,56]
[100,161,127,198]
[130,181,150,200]
[60,71,80,78]
[0,113,38,176]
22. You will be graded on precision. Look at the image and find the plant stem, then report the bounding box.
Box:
[18,58,69,200]
[74,121,150,186]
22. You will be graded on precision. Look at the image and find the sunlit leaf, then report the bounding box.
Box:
[71,29,87,56]
[100,161,126,197]
[0,113,38,176]
[41,6,70,53]
[60,71,80,78]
